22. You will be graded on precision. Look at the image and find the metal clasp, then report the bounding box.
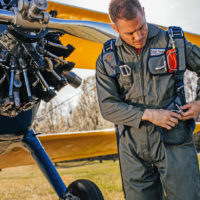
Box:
[171,104,183,115]
[119,65,131,76]
[155,60,167,71]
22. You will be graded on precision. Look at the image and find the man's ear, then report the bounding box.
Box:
[110,23,119,33]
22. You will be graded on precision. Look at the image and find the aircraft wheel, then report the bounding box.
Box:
[68,179,104,200]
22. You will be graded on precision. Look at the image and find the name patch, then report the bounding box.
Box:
[150,48,165,56]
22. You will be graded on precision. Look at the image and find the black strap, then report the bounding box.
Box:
[168,26,184,40]
[102,39,121,76]
[168,26,186,102]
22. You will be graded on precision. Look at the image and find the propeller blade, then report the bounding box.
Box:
[0,9,118,43]
[47,18,118,43]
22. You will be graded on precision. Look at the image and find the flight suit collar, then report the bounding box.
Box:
[115,23,160,47]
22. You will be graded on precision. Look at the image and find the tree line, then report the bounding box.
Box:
[33,72,200,151]
[33,76,113,134]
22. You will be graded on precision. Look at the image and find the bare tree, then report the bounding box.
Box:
[184,70,200,121]
[33,76,113,133]
[33,99,70,134]
[68,76,113,132]
[184,70,197,102]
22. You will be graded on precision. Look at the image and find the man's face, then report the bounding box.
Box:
[111,8,148,49]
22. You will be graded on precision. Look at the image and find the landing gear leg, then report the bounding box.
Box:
[22,129,104,200]
[22,129,76,199]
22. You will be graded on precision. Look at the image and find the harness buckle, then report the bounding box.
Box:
[177,85,184,92]
[119,65,131,76]
[103,39,114,53]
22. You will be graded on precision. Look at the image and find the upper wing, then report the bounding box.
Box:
[47,2,200,70]
[0,1,199,70]
[47,1,112,70]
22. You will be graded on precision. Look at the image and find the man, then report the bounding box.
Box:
[96,0,200,199]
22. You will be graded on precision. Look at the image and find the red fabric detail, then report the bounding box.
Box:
[166,49,177,73]
[133,47,141,55]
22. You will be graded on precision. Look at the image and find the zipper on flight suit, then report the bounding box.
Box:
[119,42,153,162]
[134,42,153,162]
[124,44,145,103]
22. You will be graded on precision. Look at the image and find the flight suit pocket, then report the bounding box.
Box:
[148,54,167,75]
[147,48,186,76]
[159,120,193,145]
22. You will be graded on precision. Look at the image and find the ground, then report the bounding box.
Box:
[0,160,124,200]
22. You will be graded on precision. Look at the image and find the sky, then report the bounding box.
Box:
[49,0,200,105]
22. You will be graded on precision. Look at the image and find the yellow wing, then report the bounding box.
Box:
[0,129,117,169]
[47,1,110,70]
[0,124,200,169]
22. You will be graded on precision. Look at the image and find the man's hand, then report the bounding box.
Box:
[180,101,200,120]
[142,109,182,130]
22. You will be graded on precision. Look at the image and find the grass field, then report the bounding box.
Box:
[0,160,124,200]
[1,157,200,200]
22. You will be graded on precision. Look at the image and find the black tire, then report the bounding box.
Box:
[68,179,104,200]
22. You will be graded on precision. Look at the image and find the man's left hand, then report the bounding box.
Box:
[180,101,200,120]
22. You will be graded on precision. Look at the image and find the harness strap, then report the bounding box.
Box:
[168,26,184,40]
[168,27,195,132]
[168,27,185,96]
[102,39,133,77]
[102,39,121,77]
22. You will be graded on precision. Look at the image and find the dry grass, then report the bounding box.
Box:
[1,157,199,200]
[0,160,124,200]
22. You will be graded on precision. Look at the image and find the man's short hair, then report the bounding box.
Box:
[109,0,143,24]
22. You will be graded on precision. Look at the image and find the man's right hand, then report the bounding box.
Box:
[142,109,183,130]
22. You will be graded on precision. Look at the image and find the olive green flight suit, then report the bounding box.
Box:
[96,23,200,200]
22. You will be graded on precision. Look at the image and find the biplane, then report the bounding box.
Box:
[0,0,200,199]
